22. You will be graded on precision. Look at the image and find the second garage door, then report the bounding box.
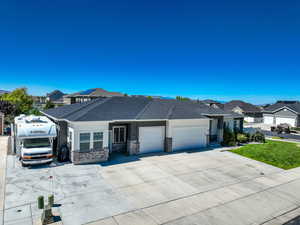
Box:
[275,117,296,127]
[172,127,207,151]
[139,126,165,154]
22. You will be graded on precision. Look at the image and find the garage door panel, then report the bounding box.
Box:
[264,116,274,125]
[172,127,207,151]
[139,126,165,154]
[275,117,296,127]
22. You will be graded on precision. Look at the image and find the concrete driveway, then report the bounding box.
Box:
[2,137,300,225]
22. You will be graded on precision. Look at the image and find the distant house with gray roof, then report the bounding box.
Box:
[201,99,223,109]
[46,90,66,106]
[223,100,263,123]
[63,88,124,104]
[263,101,300,127]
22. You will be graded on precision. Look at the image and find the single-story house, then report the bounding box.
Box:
[63,88,124,105]
[46,90,67,106]
[201,99,223,109]
[223,100,263,123]
[42,97,243,164]
[32,96,47,110]
[263,101,300,127]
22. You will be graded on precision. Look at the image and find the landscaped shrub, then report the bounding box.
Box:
[284,127,291,134]
[251,131,265,143]
[222,127,237,146]
[292,127,300,132]
[237,133,248,144]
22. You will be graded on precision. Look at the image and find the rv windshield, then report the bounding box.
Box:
[23,138,51,148]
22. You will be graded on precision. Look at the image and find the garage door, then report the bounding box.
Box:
[275,117,296,127]
[245,117,254,123]
[139,126,165,154]
[172,127,207,151]
[264,116,274,125]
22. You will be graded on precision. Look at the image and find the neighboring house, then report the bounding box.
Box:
[46,90,66,106]
[32,96,47,109]
[223,100,263,123]
[42,97,243,165]
[63,88,124,104]
[263,101,300,127]
[131,95,163,99]
[201,99,223,109]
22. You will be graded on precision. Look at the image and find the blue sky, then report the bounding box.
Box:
[1,0,300,104]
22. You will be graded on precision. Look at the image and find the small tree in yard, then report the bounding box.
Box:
[236,133,248,144]
[0,100,17,124]
[44,100,55,109]
[251,131,266,143]
[222,127,237,146]
[1,88,33,114]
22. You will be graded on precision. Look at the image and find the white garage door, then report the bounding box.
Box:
[264,116,274,125]
[172,127,207,151]
[275,117,296,127]
[139,126,165,154]
[244,117,254,123]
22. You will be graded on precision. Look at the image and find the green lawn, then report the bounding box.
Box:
[231,140,300,170]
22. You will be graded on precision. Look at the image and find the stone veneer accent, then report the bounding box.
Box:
[165,137,172,152]
[127,140,139,155]
[72,147,109,165]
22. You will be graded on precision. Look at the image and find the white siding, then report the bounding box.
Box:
[68,121,109,151]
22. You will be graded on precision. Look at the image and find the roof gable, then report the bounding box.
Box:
[264,101,300,114]
[224,100,261,113]
[66,88,124,98]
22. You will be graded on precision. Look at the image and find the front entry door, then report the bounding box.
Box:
[112,126,127,152]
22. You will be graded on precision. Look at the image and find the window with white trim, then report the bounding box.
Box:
[93,132,103,149]
[80,133,90,151]
[113,126,126,143]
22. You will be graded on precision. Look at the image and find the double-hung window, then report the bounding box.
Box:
[93,132,103,149]
[80,133,90,151]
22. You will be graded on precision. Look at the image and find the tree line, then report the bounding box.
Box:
[0,88,54,124]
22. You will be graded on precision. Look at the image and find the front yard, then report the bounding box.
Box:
[231,140,300,169]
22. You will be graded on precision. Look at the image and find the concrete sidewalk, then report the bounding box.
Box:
[0,136,8,225]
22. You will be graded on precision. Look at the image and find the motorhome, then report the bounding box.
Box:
[13,115,57,166]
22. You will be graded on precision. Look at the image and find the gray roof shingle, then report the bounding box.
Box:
[264,101,300,114]
[223,100,261,113]
[42,97,236,121]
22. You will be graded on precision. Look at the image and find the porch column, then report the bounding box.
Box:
[217,117,224,143]
[127,123,140,155]
[56,120,68,156]
[165,121,172,152]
